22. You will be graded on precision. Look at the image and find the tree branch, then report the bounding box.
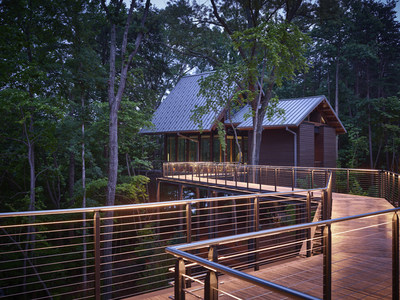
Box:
[121,0,136,64]
[2,228,53,299]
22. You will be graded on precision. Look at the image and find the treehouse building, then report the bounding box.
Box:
[141,73,346,167]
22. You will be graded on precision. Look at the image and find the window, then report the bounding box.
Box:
[178,138,185,161]
[201,136,210,161]
[167,136,176,161]
[188,138,197,161]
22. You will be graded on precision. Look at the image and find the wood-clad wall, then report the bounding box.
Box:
[258,129,294,166]
[298,123,315,167]
[322,126,337,167]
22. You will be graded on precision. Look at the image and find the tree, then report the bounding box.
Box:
[191,0,310,165]
[101,0,151,207]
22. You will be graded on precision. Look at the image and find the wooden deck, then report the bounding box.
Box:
[128,193,395,300]
[161,174,309,194]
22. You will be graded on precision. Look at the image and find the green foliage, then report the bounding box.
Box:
[82,175,150,206]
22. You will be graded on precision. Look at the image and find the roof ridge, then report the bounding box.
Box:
[182,71,215,78]
[279,95,326,101]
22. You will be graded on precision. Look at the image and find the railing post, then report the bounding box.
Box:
[259,167,262,192]
[185,163,187,180]
[215,165,218,185]
[292,168,295,191]
[322,190,328,220]
[323,224,332,300]
[205,245,218,300]
[185,203,192,288]
[247,165,249,189]
[174,258,186,300]
[156,179,160,202]
[94,211,101,300]
[225,165,227,186]
[274,168,277,192]
[254,196,260,271]
[306,192,312,257]
[198,164,201,181]
[186,203,192,243]
[235,166,238,188]
[311,170,314,189]
[346,169,350,194]
[393,212,399,300]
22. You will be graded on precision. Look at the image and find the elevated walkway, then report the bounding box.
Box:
[128,193,395,300]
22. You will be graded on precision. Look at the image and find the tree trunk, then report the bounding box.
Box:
[367,69,373,170]
[106,21,117,207]
[335,58,339,160]
[107,102,119,206]
[81,95,87,292]
[368,117,373,169]
[68,152,75,200]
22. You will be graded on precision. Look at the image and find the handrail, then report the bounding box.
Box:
[0,188,326,218]
[166,205,399,300]
[164,161,383,173]
[168,206,398,252]
[166,247,319,300]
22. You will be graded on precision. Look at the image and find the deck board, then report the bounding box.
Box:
[127,192,395,300]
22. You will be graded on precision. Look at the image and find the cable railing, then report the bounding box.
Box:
[163,162,330,191]
[0,163,398,300]
[166,207,399,300]
[163,162,398,207]
[0,181,329,299]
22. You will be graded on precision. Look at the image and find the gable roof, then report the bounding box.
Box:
[141,73,346,135]
[232,96,346,134]
[140,72,218,134]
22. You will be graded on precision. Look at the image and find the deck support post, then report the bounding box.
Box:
[393,213,399,300]
[205,245,218,300]
[174,258,186,300]
[323,224,332,300]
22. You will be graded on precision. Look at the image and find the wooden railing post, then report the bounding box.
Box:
[323,224,332,300]
[393,212,399,300]
[94,211,101,300]
[205,245,218,300]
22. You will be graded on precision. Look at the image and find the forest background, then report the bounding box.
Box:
[1,0,400,213]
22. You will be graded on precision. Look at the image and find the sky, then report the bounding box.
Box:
[149,0,400,20]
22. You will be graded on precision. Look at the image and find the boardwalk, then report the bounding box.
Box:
[129,192,394,300]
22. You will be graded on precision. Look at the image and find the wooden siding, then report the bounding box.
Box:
[298,123,315,167]
[258,129,294,166]
[314,128,324,167]
[322,126,337,167]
